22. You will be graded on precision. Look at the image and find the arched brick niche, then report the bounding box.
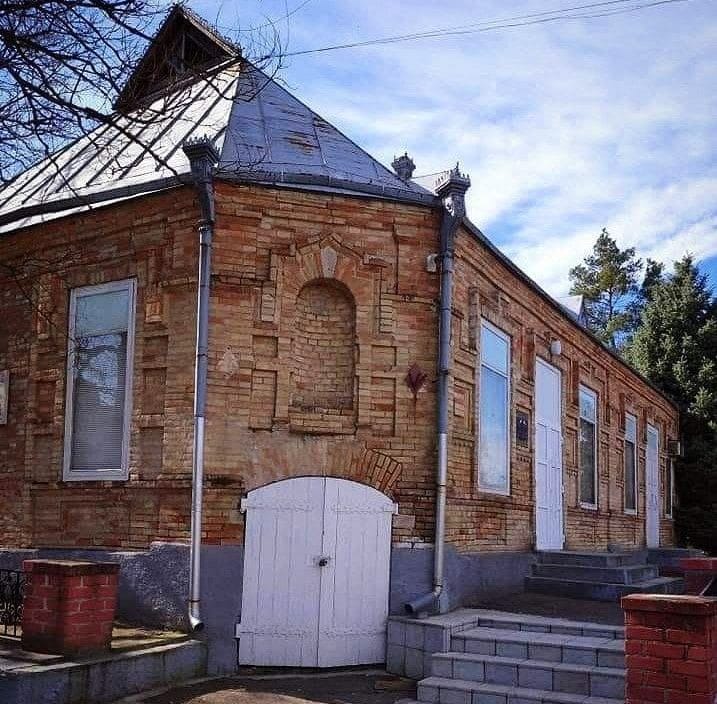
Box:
[290,278,356,434]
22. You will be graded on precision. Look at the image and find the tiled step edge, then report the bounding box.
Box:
[417,677,623,704]
[430,652,624,697]
[453,627,624,667]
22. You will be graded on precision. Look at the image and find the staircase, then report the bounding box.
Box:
[411,612,625,704]
[525,550,684,602]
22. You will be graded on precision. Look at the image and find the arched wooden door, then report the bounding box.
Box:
[237,477,397,667]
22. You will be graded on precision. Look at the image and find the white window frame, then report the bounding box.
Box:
[624,413,638,515]
[578,385,598,510]
[63,278,136,481]
[476,319,511,496]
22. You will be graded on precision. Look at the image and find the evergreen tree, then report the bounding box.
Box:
[637,258,666,307]
[569,228,642,349]
[628,256,717,552]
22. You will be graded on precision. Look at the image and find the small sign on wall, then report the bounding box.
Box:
[0,370,8,425]
[516,409,530,448]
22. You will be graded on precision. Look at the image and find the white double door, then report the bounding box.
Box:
[534,358,565,551]
[237,476,396,667]
[646,424,661,548]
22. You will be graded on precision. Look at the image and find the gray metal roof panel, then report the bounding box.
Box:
[0,63,429,232]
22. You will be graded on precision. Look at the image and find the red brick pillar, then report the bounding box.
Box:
[623,594,717,704]
[22,560,120,655]
[680,558,717,595]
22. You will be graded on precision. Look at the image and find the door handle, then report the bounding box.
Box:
[317,556,331,567]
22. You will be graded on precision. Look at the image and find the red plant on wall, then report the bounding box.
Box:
[405,363,427,399]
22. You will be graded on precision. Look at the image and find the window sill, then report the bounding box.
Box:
[476,488,511,498]
[624,509,638,517]
[63,470,129,482]
[579,502,598,511]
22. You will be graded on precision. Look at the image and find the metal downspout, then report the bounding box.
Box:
[182,137,220,632]
[406,165,471,616]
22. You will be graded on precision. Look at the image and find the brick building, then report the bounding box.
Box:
[0,7,679,673]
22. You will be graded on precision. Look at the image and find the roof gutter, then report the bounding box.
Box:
[182,136,220,632]
[405,165,471,616]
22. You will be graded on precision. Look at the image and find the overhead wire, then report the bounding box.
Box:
[264,0,692,59]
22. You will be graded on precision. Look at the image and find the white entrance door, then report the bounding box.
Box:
[646,424,661,548]
[534,358,564,551]
[237,476,396,667]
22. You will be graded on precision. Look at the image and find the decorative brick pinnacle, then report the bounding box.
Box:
[392,152,416,181]
[435,162,471,219]
[182,135,220,180]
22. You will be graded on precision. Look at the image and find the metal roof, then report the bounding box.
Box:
[0,63,433,233]
[556,294,587,324]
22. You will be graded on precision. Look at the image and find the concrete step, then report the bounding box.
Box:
[525,574,684,602]
[537,550,647,568]
[451,627,624,668]
[417,676,623,704]
[531,562,659,584]
[471,612,624,640]
[0,640,207,704]
[430,652,624,698]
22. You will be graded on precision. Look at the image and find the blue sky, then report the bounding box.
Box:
[189,0,716,295]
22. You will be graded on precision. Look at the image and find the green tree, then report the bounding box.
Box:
[628,256,717,552]
[569,228,642,349]
[636,258,666,307]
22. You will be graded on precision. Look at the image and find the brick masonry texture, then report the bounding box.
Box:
[622,594,717,704]
[0,181,677,552]
[21,559,119,655]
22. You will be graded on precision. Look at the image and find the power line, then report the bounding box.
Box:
[272,0,691,59]
[232,0,315,34]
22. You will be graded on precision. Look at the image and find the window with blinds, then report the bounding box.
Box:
[63,279,136,480]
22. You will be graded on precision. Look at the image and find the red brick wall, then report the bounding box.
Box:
[623,594,717,704]
[0,187,201,548]
[0,180,678,553]
[449,227,678,551]
[22,559,119,655]
[203,182,442,544]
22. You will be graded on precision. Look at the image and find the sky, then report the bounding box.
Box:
[189,0,717,296]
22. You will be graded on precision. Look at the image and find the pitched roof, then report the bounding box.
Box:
[0,11,433,233]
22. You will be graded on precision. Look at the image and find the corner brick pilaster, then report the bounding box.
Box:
[622,593,717,704]
[21,559,120,655]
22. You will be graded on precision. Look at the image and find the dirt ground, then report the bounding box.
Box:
[126,670,416,704]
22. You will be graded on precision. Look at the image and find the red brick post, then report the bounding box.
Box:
[680,558,717,596]
[622,594,717,704]
[21,560,120,655]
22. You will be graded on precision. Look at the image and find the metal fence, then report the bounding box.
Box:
[0,568,25,637]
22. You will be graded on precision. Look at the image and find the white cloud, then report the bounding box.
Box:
[192,0,717,293]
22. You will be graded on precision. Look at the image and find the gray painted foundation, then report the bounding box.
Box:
[1,543,533,676]
[390,545,535,614]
